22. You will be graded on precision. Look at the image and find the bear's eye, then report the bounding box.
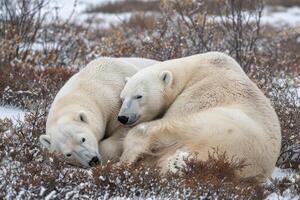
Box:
[136,95,143,99]
[66,153,72,157]
[81,137,86,143]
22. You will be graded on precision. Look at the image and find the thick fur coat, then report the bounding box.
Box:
[40,57,159,167]
[119,52,281,179]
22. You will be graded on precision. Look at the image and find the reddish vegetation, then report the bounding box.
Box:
[0,0,299,198]
[0,112,265,199]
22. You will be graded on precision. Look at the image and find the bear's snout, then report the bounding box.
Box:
[89,156,100,167]
[118,115,129,124]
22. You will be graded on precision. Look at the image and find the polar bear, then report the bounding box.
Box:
[39,57,159,167]
[118,52,281,179]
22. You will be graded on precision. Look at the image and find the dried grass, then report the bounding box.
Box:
[0,0,299,198]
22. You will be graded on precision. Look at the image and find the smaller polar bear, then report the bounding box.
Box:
[118,52,281,179]
[39,57,159,167]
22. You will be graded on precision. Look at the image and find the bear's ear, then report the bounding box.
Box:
[160,70,173,86]
[75,111,88,123]
[124,77,130,83]
[39,135,51,149]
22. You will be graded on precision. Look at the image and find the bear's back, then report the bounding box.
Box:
[164,56,280,141]
[48,57,159,135]
[53,58,149,105]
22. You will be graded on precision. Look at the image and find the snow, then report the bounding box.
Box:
[0,106,25,122]
[272,77,300,107]
[79,12,132,28]
[45,190,56,200]
[45,1,300,28]
[212,6,300,27]
[19,42,60,52]
[262,6,300,27]
[39,186,47,196]
[265,167,300,200]
[270,167,298,181]
[43,0,132,28]
[0,1,299,199]
[45,0,101,21]
[266,189,299,200]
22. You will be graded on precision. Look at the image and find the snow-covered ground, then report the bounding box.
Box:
[271,167,298,180]
[272,77,300,106]
[43,0,132,28]
[262,6,300,27]
[267,190,299,200]
[266,167,300,200]
[46,0,300,28]
[45,0,102,21]
[1,1,299,199]
[0,106,25,122]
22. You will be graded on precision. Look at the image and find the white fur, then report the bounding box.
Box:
[120,52,281,180]
[40,57,159,167]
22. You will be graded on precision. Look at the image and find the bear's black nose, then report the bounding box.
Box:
[89,156,100,167]
[118,115,129,124]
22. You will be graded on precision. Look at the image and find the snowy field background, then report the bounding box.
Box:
[0,0,299,199]
[0,106,25,122]
[0,105,299,199]
[43,0,133,28]
[47,0,300,27]
[0,107,300,200]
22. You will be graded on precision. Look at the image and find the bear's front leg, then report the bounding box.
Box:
[120,123,152,164]
[131,118,184,155]
[98,133,124,163]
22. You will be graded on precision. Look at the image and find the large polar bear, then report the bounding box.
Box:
[39,57,159,167]
[118,52,281,179]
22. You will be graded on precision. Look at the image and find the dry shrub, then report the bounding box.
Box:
[269,75,300,169]
[124,13,158,31]
[258,26,300,74]
[91,154,263,199]
[36,23,99,67]
[38,68,75,83]
[265,177,300,199]
[95,30,136,57]
[0,0,47,62]
[0,0,96,109]
[264,0,300,7]
[0,0,299,198]
[0,107,265,199]
[248,28,300,168]
[99,0,263,72]
[0,0,106,72]
[0,60,75,108]
[85,0,160,14]
[181,151,247,182]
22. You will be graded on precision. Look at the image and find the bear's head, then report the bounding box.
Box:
[39,111,101,167]
[118,70,173,125]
